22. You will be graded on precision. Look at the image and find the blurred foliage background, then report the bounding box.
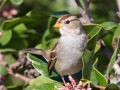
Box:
[0,0,120,90]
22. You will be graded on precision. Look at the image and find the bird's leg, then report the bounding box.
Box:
[61,76,66,85]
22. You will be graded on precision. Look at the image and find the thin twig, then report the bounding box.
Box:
[95,85,106,89]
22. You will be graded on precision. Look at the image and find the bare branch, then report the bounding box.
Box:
[83,0,94,23]
[116,0,120,12]
[0,53,32,83]
[75,0,93,24]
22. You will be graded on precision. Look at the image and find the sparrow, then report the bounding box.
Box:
[20,14,88,84]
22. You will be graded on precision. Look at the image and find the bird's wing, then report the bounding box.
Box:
[20,41,59,76]
[48,41,58,76]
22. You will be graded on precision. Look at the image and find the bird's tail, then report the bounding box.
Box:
[19,48,50,62]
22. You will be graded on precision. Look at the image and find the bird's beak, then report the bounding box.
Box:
[53,23,62,28]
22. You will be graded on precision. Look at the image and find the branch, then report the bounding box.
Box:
[75,0,93,24]
[116,0,120,12]
[0,53,32,83]
[83,0,94,23]
[116,0,120,18]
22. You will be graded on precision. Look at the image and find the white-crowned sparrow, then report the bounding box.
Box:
[20,14,88,84]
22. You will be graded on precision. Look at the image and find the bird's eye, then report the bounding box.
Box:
[65,20,70,24]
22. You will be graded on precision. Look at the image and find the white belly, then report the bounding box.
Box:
[55,34,87,76]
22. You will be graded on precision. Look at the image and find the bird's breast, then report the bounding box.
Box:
[55,34,87,76]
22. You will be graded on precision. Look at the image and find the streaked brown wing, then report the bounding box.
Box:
[48,41,58,76]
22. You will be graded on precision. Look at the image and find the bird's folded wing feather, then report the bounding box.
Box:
[20,41,58,76]
[48,41,58,76]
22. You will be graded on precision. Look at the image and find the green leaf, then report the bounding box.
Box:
[90,70,98,85]
[0,48,16,52]
[27,76,63,90]
[82,26,102,79]
[23,86,34,90]
[112,25,120,44]
[106,37,120,75]
[82,49,92,79]
[30,76,56,86]
[0,30,12,45]
[4,54,16,65]
[27,54,58,77]
[4,75,24,88]
[27,8,49,23]
[0,64,8,76]
[10,0,23,5]
[100,21,117,30]
[33,83,56,90]
[48,15,58,31]
[94,40,101,53]
[80,79,91,85]
[92,58,107,86]
[3,38,28,50]
[105,83,120,90]
[2,17,33,31]
[88,26,102,43]
[41,29,50,49]
[83,24,99,34]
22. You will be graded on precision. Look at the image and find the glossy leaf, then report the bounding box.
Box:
[83,24,99,34]
[106,38,120,75]
[47,15,58,31]
[4,75,24,88]
[30,76,62,86]
[41,29,50,49]
[0,64,8,76]
[88,26,102,43]
[32,83,55,90]
[93,58,107,86]
[27,54,58,77]
[105,83,120,90]
[2,17,33,31]
[100,21,117,30]
[25,75,63,90]
[82,26,102,79]
[27,8,49,23]
[94,40,101,53]
[0,48,16,52]
[10,0,23,5]
[90,70,98,85]
[112,25,120,44]
[82,49,92,79]
[0,30,12,45]
[4,54,16,65]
